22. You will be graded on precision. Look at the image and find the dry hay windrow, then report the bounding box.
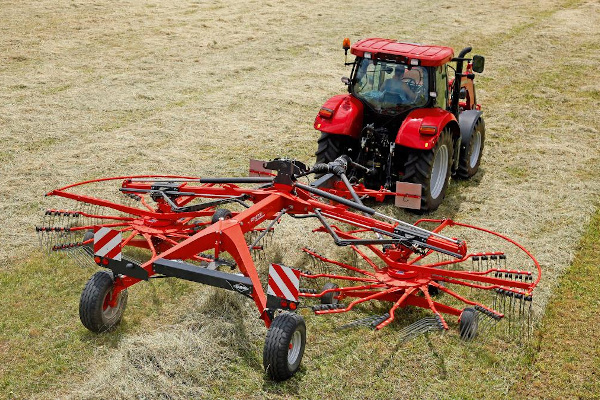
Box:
[1,0,599,398]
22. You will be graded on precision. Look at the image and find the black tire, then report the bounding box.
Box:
[457,118,485,179]
[211,208,232,224]
[320,282,340,305]
[83,229,94,251]
[459,307,479,340]
[315,132,350,164]
[403,128,454,212]
[263,312,306,381]
[79,270,128,333]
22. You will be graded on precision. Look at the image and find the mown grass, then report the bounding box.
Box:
[0,252,196,399]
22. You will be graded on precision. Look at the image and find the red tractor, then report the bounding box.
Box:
[314,38,485,211]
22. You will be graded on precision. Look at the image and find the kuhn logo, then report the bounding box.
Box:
[250,212,265,224]
[233,283,250,294]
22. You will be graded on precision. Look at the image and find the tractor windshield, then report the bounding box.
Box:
[352,58,429,114]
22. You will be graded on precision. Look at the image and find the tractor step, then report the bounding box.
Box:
[152,258,254,297]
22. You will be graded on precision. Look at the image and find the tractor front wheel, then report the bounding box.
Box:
[263,312,306,381]
[457,118,485,178]
[79,270,128,333]
[403,128,454,212]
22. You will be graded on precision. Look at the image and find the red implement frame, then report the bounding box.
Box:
[41,161,540,332]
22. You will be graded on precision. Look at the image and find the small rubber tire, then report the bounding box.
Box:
[320,282,340,305]
[263,312,306,381]
[79,270,128,333]
[457,118,485,179]
[83,229,94,249]
[459,307,479,340]
[403,128,454,212]
[211,208,232,224]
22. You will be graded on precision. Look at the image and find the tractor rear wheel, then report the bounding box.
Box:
[457,118,485,178]
[315,132,352,164]
[263,312,306,381]
[403,128,454,212]
[79,270,128,333]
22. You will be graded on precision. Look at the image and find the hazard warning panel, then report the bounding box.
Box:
[267,263,300,302]
[94,227,122,261]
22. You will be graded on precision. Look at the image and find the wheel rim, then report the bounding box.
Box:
[430,144,449,199]
[287,330,302,365]
[102,289,120,320]
[469,130,482,169]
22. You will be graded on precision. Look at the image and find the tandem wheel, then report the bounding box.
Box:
[263,312,306,381]
[79,270,128,333]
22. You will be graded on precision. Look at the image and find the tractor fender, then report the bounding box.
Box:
[458,110,484,145]
[395,108,459,151]
[314,94,364,139]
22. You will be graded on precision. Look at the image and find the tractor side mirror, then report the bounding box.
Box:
[341,76,351,85]
[472,55,485,73]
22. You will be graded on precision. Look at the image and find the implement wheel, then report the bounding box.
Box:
[263,312,306,381]
[320,282,340,305]
[211,208,232,224]
[459,307,479,340]
[79,270,128,333]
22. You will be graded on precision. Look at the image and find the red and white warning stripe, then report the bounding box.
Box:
[267,263,300,302]
[94,227,122,261]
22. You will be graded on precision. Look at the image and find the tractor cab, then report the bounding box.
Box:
[351,58,430,115]
[314,38,486,212]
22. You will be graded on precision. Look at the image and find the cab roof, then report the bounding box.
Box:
[351,38,454,67]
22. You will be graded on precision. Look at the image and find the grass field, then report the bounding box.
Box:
[1,0,599,398]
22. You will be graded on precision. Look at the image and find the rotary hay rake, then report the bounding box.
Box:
[37,158,540,381]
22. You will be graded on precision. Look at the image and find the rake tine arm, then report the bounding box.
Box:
[315,287,400,315]
[433,275,533,294]
[420,285,448,330]
[44,209,135,222]
[301,248,377,277]
[299,284,387,298]
[349,245,384,274]
[300,272,378,283]
[47,190,158,219]
[431,282,504,319]
[451,221,541,287]
[374,287,417,330]
[139,195,154,212]
[417,251,504,269]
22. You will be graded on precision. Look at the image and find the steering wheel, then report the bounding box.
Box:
[402,78,418,92]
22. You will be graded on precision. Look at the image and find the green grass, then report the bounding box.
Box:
[3,209,599,399]
[511,207,600,399]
